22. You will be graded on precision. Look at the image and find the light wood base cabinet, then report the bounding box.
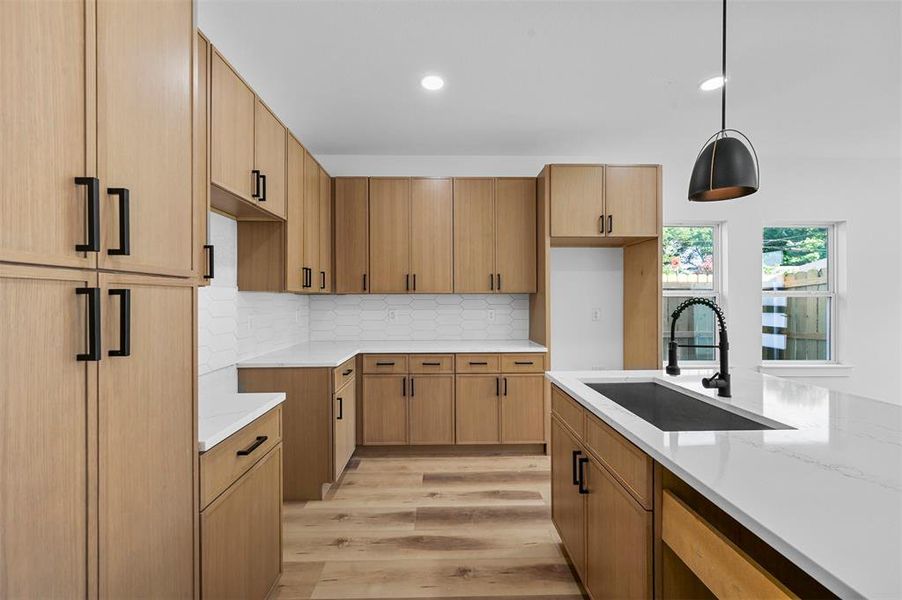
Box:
[334,379,357,479]
[455,375,502,444]
[551,416,586,579]
[408,375,455,444]
[362,375,409,445]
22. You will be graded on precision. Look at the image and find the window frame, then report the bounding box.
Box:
[662,222,724,368]
[761,222,837,365]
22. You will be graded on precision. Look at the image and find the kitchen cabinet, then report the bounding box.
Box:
[369,178,411,293]
[453,178,495,293]
[285,135,306,292]
[318,165,333,292]
[334,177,369,293]
[410,178,453,293]
[408,375,455,444]
[455,375,502,444]
[604,165,658,237]
[195,31,212,284]
[253,99,287,219]
[302,151,321,290]
[362,375,409,445]
[334,379,357,479]
[1,0,196,277]
[495,178,537,293]
[550,165,605,238]
[551,416,587,578]
[211,51,255,203]
[500,374,545,443]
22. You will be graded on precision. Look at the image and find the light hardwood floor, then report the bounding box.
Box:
[273,454,586,599]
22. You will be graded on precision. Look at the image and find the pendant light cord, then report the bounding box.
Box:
[721,0,727,131]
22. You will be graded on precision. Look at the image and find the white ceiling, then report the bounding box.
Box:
[198,1,901,159]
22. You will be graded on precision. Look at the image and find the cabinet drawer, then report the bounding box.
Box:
[585,412,652,509]
[455,354,500,373]
[551,385,584,439]
[200,407,282,509]
[501,353,545,373]
[409,354,454,374]
[333,356,356,390]
[362,354,408,374]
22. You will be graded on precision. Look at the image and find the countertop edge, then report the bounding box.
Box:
[198,393,286,452]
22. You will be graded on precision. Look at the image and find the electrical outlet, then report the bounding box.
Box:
[388,310,397,322]
[488,309,495,321]
[592,308,601,321]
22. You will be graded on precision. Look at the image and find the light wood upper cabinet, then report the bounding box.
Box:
[285,136,305,292]
[0,0,94,270]
[604,166,659,237]
[334,178,369,293]
[253,99,286,219]
[550,165,605,238]
[302,150,320,289]
[195,32,211,284]
[410,178,453,293]
[409,375,455,444]
[455,375,501,444]
[495,178,537,293]
[453,179,495,293]
[362,375,408,445]
[318,166,333,292]
[369,178,411,293]
[211,51,255,202]
[0,265,93,598]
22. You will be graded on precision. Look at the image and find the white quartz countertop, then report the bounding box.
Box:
[198,367,285,452]
[546,369,902,599]
[237,340,548,368]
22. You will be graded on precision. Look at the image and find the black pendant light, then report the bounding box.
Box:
[688,0,759,202]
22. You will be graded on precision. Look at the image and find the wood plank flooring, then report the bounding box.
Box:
[273,454,586,599]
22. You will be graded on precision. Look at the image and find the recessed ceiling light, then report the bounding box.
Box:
[420,75,444,91]
[699,75,726,91]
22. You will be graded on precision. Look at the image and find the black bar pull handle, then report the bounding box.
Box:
[422,361,441,366]
[514,361,534,365]
[320,271,326,290]
[405,273,410,291]
[376,361,395,366]
[76,287,101,361]
[571,449,582,485]
[469,361,488,366]
[496,273,501,291]
[489,273,494,291]
[204,244,215,279]
[410,377,415,397]
[363,273,367,292]
[252,170,261,199]
[75,177,100,252]
[237,435,267,456]
[402,377,406,397]
[496,377,500,396]
[106,187,130,255]
[342,368,353,376]
[598,215,604,234]
[304,267,311,288]
[607,215,613,235]
[578,457,589,494]
[412,273,416,291]
[108,289,131,357]
[337,397,343,420]
[260,173,267,202]
[503,377,508,396]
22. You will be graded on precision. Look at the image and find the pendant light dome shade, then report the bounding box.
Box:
[688,130,759,202]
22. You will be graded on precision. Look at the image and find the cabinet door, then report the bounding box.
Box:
[585,457,653,600]
[285,136,305,292]
[362,375,408,445]
[254,99,287,218]
[334,381,357,479]
[201,445,282,600]
[604,165,659,238]
[97,0,194,277]
[551,418,586,578]
[455,375,501,444]
[194,32,211,284]
[0,0,95,270]
[501,374,545,443]
[409,375,455,444]
[318,167,333,292]
[334,178,369,293]
[495,178,537,293]
[0,265,93,598]
[453,179,495,293]
[211,52,255,201]
[369,178,410,293]
[302,150,320,288]
[98,274,195,598]
[410,178,453,293]
[550,165,604,238]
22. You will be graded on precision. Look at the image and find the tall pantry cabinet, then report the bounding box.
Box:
[0,1,198,598]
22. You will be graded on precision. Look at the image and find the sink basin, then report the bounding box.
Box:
[586,382,787,431]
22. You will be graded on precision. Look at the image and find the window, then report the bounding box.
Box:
[662,224,722,363]
[762,226,834,362]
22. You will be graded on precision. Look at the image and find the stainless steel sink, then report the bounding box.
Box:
[585,382,790,431]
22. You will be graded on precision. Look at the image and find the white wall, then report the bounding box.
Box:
[550,248,623,371]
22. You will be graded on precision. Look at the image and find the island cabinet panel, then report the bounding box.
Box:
[551,417,586,579]
[603,165,658,238]
[409,178,454,293]
[0,0,95,270]
[408,375,455,444]
[334,177,370,293]
[455,375,501,444]
[363,375,409,445]
[253,99,287,219]
[453,178,495,292]
[302,151,321,291]
[500,374,545,443]
[550,165,604,238]
[369,178,411,293]
[284,136,306,292]
[0,266,94,598]
[318,166,333,292]
[585,456,653,600]
[495,178,537,293]
[333,380,357,480]
[211,51,255,202]
[201,445,282,600]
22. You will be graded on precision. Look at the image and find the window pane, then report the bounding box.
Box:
[762,227,829,291]
[662,296,716,362]
[762,296,831,361]
[662,226,715,290]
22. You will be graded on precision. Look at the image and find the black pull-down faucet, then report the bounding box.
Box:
[665,297,731,398]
